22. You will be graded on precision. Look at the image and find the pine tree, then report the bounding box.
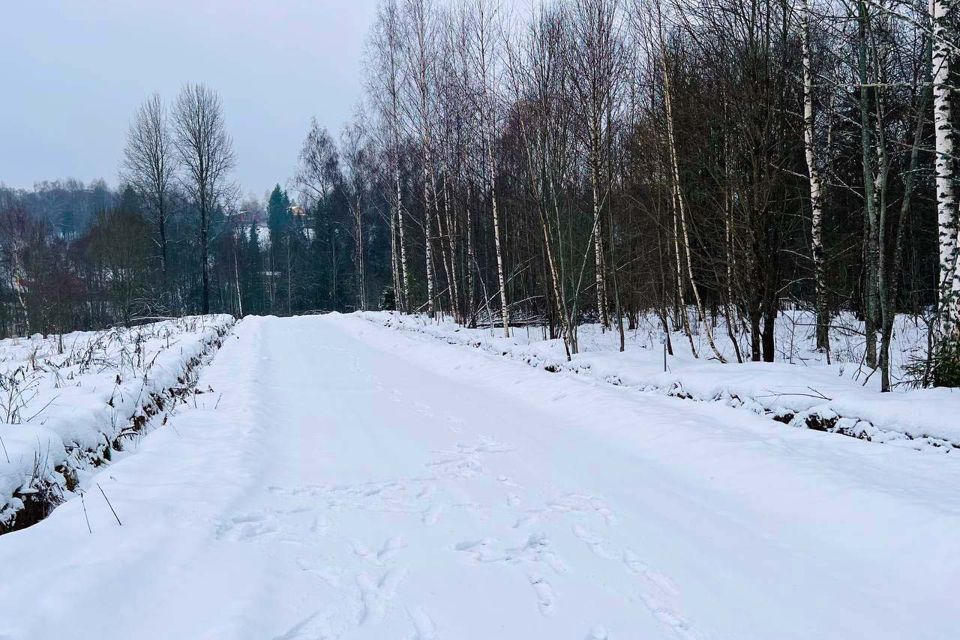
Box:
[244,223,265,315]
[267,185,291,247]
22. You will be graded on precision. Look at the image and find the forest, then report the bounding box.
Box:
[0,0,957,391]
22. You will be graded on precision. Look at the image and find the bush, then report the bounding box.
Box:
[933,336,960,388]
[379,286,396,312]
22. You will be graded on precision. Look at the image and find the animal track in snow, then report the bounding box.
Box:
[638,593,703,640]
[271,610,335,640]
[623,550,680,597]
[455,533,568,576]
[425,436,514,480]
[422,504,443,525]
[426,455,483,479]
[215,513,278,542]
[572,524,616,560]
[586,625,609,640]
[357,567,407,626]
[296,559,341,588]
[407,606,438,640]
[513,512,541,529]
[528,573,557,617]
[547,493,618,525]
[351,540,374,560]
[377,536,407,561]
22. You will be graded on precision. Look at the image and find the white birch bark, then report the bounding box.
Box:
[387,2,410,311]
[932,0,958,328]
[476,0,510,336]
[802,0,830,352]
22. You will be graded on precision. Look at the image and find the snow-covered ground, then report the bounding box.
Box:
[360,311,960,450]
[0,313,957,639]
[0,315,234,530]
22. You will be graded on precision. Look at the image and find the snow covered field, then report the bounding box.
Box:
[0,313,957,639]
[0,315,234,530]
[361,311,960,450]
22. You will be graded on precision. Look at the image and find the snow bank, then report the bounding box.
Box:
[0,315,235,530]
[360,311,960,451]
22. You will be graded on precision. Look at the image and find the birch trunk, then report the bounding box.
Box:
[802,0,830,354]
[589,142,609,330]
[441,168,461,323]
[466,181,477,327]
[477,5,509,337]
[932,0,958,331]
[355,193,366,311]
[858,0,879,369]
[396,162,410,312]
[423,155,436,317]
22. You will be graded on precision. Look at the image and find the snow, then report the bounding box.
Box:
[0,313,958,639]
[360,311,960,449]
[0,315,235,527]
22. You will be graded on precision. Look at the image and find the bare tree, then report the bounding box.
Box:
[172,83,236,315]
[367,0,411,311]
[341,115,373,311]
[296,119,341,204]
[402,0,439,317]
[467,0,510,335]
[121,93,178,293]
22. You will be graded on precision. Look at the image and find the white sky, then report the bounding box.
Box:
[0,0,379,199]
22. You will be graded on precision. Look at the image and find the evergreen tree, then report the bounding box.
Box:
[243,223,265,315]
[267,185,291,247]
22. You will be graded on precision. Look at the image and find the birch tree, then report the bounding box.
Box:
[931,0,957,330]
[368,0,411,311]
[402,0,439,317]
[801,0,830,353]
[467,0,510,335]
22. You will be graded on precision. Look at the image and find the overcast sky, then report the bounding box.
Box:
[0,0,380,199]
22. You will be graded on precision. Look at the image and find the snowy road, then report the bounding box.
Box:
[1,315,958,640]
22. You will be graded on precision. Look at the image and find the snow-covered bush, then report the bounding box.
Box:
[0,315,234,531]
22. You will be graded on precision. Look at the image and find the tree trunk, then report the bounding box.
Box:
[932,0,958,332]
[858,0,879,369]
[802,0,830,354]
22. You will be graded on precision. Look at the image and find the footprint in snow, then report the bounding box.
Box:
[528,573,557,617]
[638,593,703,640]
[623,550,680,597]
[377,536,407,561]
[296,558,341,588]
[352,540,373,560]
[216,513,278,542]
[357,567,407,626]
[270,610,334,640]
[416,483,436,500]
[513,512,541,529]
[572,523,616,560]
[407,606,438,640]
[586,626,609,640]
[422,504,443,525]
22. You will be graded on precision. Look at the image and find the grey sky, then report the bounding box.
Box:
[0,0,379,199]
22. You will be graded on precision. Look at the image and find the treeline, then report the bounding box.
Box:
[348,0,958,389]
[0,85,390,340]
